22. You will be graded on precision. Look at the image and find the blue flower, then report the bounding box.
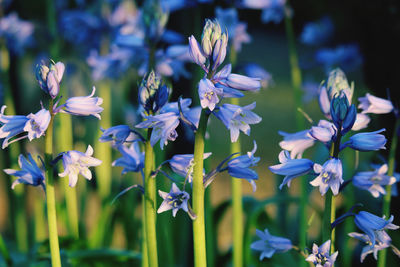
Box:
[348,232,391,262]
[352,113,370,131]
[305,240,338,267]
[279,130,315,159]
[112,142,144,174]
[198,78,223,111]
[269,150,314,189]
[311,158,343,195]
[250,228,292,260]
[188,35,207,69]
[157,183,190,217]
[358,93,394,115]
[4,154,45,190]
[354,211,399,250]
[224,73,261,92]
[241,63,272,88]
[58,145,102,187]
[35,61,65,99]
[330,92,357,135]
[214,102,262,142]
[260,0,287,24]
[0,13,34,55]
[315,44,362,72]
[300,17,334,46]
[23,108,51,141]
[138,70,170,114]
[309,120,336,144]
[135,112,180,150]
[353,164,397,198]
[57,87,104,119]
[341,129,387,151]
[99,125,136,146]
[169,153,212,183]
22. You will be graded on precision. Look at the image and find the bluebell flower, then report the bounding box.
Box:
[260,0,287,24]
[358,93,394,114]
[141,0,168,42]
[188,35,207,69]
[214,102,262,142]
[0,106,51,149]
[353,164,396,198]
[352,113,370,131]
[269,150,314,189]
[315,44,362,72]
[135,112,180,150]
[99,125,136,146]
[35,61,65,99]
[112,142,144,174]
[311,158,343,195]
[169,153,212,183]
[0,13,34,55]
[278,130,315,159]
[309,120,336,144]
[341,129,386,152]
[4,154,45,190]
[138,70,170,114]
[300,17,334,46]
[198,78,223,111]
[58,145,102,187]
[57,87,104,119]
[354,211,399,250]
[157,183,190,217]
[241,63,272,89]
[223,73,261,92]
[250,228,293,260]
[348,232,393,262]
[330,92,357,135]
[305,240,338,267]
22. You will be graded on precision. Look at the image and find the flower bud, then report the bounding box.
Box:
[327,68,353,103]
[189,35,206,67]
[330,92,356,134]
[35,60,65,99]
[138,70,170,113]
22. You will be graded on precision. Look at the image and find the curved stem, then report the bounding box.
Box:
[192,109,209,267]
[378,118,399,267]
[144,129,158,267]
[45,99,61,267]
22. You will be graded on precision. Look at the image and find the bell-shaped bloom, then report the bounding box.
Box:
[318,86,332,119]
[269,150,314,189]
[225,74,261,91]
[241,63,272,88]
[58,145,102,187]
[35,61,65,99]
[250,228,293,261]
[309,120,336,143]
[188,35,206,67]
[99,125,136,146]
[353,164,397,198]
[311,158,343,196]
[169,153,211,183]
[354,211,399,250]
[136,112,180,150]
[358,93,394,114]
[138,70,170,113]
[0,106,50,149]
[348,232,391,262]
[342,129,386,151]
[214,102,262,143]
[352,113,370,131]
[305,240,338,267]
[278,130,315,159]
[227,141,260,180]
[198,78,222,111]
[58,87,103,119]
[4,154,45,190]
[157,183,190,217]
[112,142,144,174]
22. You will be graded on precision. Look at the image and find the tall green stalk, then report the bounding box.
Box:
[378,118,399,267]
[144,129,158,267]
[142,196,149,267]
[192,109,209,267]
[44,99,61,267]
[284,2,307,259]
[0,233,11,266]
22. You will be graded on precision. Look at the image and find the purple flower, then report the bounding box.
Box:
[214,102,262,142]
[300,17,334,46]
[157,183,190,217]
[353,164,397,198]
[352,113,370,131]
[112,142,144,174]
[309,120,336,144]
[138,70,170,113]
[269,150,314,189]
[169,153,212,183]
[135,112,180,150]
[311,158,343,196]
[241,63,272,88]
[35,61,65,99]
[23,109,51,141]
[198,78,222,111]
[58,87,104,119]
[99,125,136,146]
[225,74,261,91]
[358,93,394,114]
[305,240,338,267]
[278,130,315,159]
[4,154,45,190]
[348,232,391,262]
[315,44,362,72]
[342,129,386,151]
[58,145,102,187]
[188,35,206,68]
[250,228,293,260]
[260,0,287,24]
[0,13,34,55]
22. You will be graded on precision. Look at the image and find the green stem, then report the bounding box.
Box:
[144,129,158,267]
[378,118,400,267]
[192,109,209,267]
[44,99,61,267]
[142,195,149,267]
[0,233,11,266]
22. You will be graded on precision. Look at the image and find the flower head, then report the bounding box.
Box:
[342,129,386,151]
[309,120,336,144]
[352,113,370,131]
[58,87,104,119]
[348,232,391,262]
[58,145,102,187]
[112,142,144,174]
[250,228,292,260]
[169,153,211,183]
[330,92,357,134]
[358,93,394,115]
[0,13,34,55]
[157,183,190,217]
[99,125,136,146]
[4,154,45,190]
[138,70,170,114]
[35,61,65,99]
[279,130,315,159]
[311,158,343,195]
[300,16,334,46]
[23,109,51,141]
[306,240,338,267]
[198,78,222,111]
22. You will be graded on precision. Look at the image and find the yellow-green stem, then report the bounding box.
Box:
[378,118,399,267]
[44,99,61,267]
[0,233,11,266]
[142,195,149,267]
[144,129,158,267]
